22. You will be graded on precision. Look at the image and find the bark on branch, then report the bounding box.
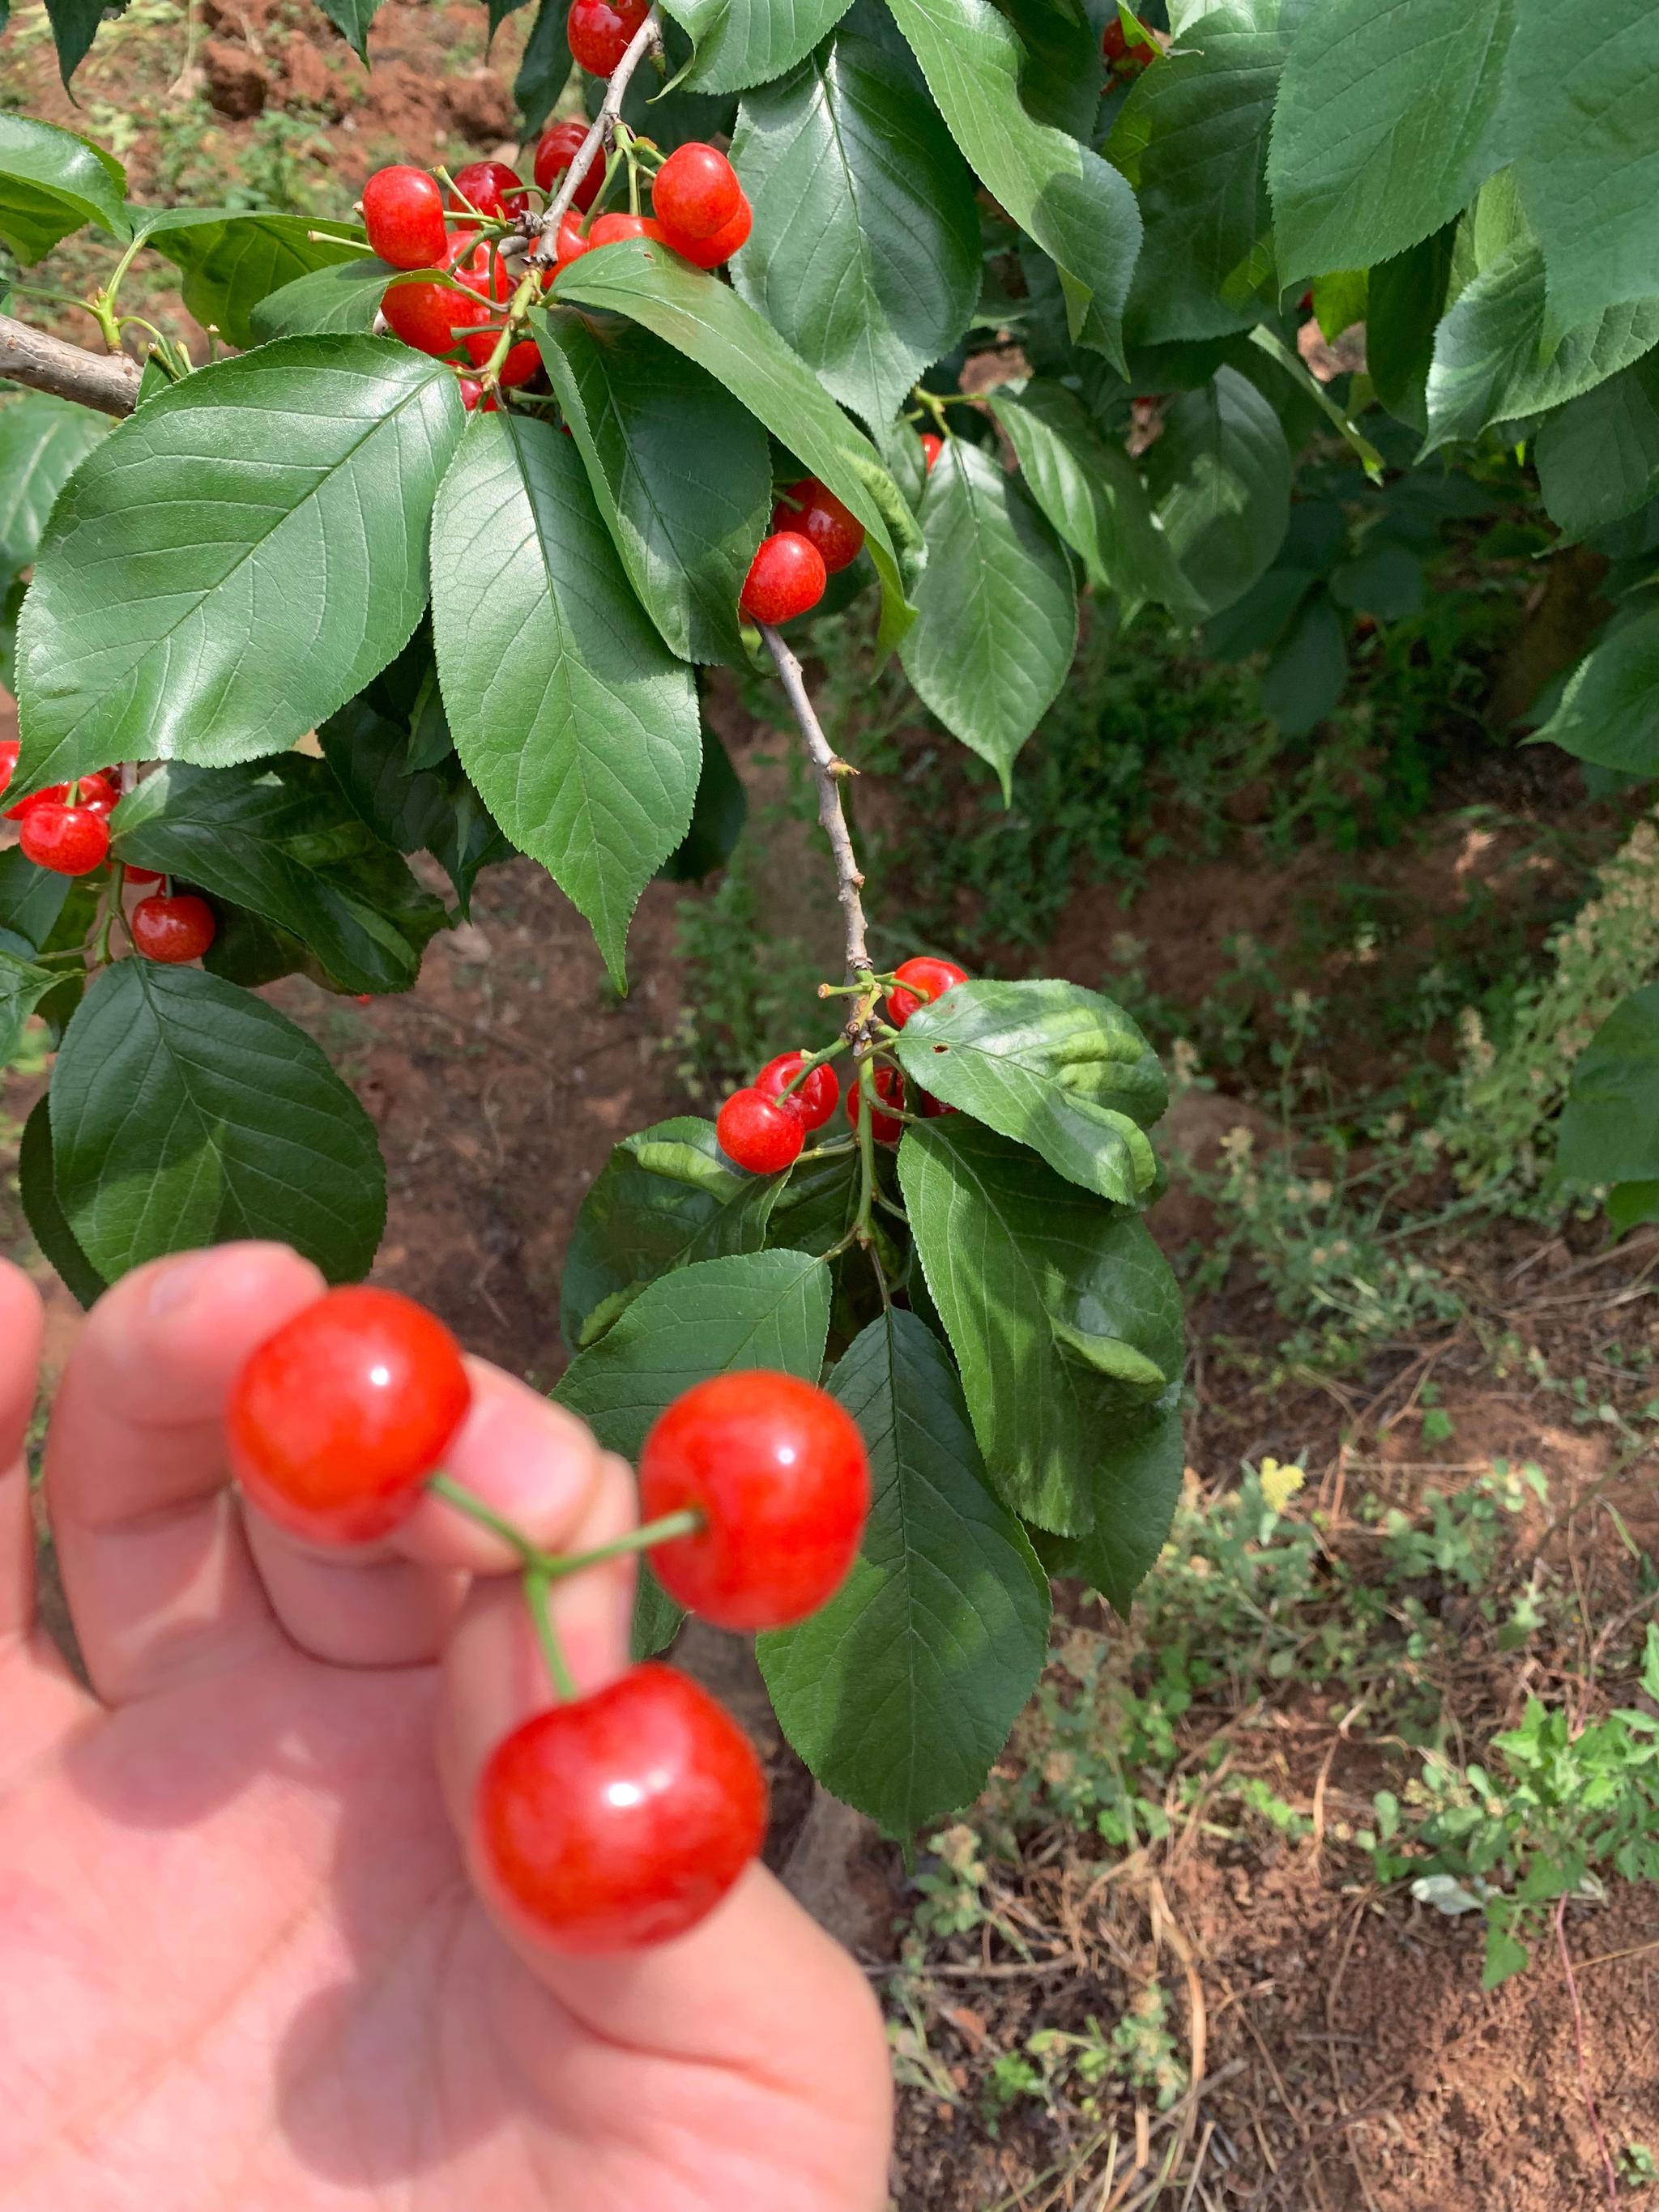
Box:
[0,312,141,417]
[523,5,663,262]
[759,623,874,983]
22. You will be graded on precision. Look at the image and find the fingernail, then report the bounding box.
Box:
[144,1247,221,1317]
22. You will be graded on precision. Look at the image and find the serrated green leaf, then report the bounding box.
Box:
[515,0,573,134]
[764,1138,863,1258]
[758,1307,1051,1834]
[1533,606,1659,775]
[659,0,854,92]
[1559,985,1659,1188]
[49,961,385,1282]
[898,1117,1184,1534]
[544,244,919,651]
[0,944,56,1068]
[0,845,73,953]
[314,0,384,61]
[1260,590,1346,733]
[249,257,398,340]
[1267,0,1512,286]
[560,1116,783,1353]
[429,411,700,990]
[898,438,1077,797]
[15,337,462,799]
[1367,225,1456,431]
[0,394,107,574]
[537,309,771,665]
[45,0,129,82]
[1534,357,1659,541]
[659,726,747,880]
[1145,364,1290,613]
[318,688,509,917]
[141,212,368,349]
[999,0,1098,139]
[0,114,128,262]
[1040,1383,1185,1613]
[885,0,1141,369]
[109,758,446,995]
[18,1096,105,1310]
[729,31,979,432]
[895,978,1165,1204]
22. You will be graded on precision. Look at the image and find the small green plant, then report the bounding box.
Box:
[982,1991,1183,2134]
[1619,2144,1658,2191]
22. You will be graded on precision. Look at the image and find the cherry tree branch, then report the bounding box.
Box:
[0,311,141,416]
[759,623,873,984]
[523,5,663,261]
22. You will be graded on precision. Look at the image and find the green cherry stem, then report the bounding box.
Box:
[522,1565,579,1702]
[425,1469,541,1560]
[777,1034,851,1102]
[542,1508,703,1580]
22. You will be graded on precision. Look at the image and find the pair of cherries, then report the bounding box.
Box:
[739,478,867,628]
[715,957,967,1174]
[226,1284,872,1954]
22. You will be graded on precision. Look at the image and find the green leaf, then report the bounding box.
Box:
[1607,1179,1659,1236]
[1329,542,1423,620]
[560,1115,783,1353]
[1260,590,1346,733]
[1107,6,1285,344]
[109,758,446,995]
[0,114,128,262]
[249,257,398,341]
[898,438,1077,798]
[15,338,460,802]
[1534,356,1659,541]
[1267,0,1512,286]
[17,1097,105,1310]
[1481,1916,1531,1990]
[515,0,573,134]
[142,213,368,350]
[1505,0,1659,339]
[729,31,979,432]
[659,0,855,92]
[0,394,107,574]
[1201,563,1311,658]
[0,944,56,1068]
[0,844,75,952]
[45,0,129,83]
[429,411,700,991]
[49,961,385,1283]
[544,245,919,652]
[659,727,747,881]
[898,1117,1184,1533]
[1533,607,1659,775]
[313,0,384,62]
[318,688,508,917]
[1559,985,1659,1187]
[764,1138,862,1258]
[1145,364,1291,613]
[1311,267,1367,342]
[1367,225,1456,431]
[758,1308,1051,1835]
[537,310,771,665]
[895,978,1165,1204]
[1042,1383,1184,1614]
[884,0,1141,369]
[986,382,1201,613]
[1423,242,1659,452]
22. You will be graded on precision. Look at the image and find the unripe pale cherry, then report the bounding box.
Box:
[740,531,826,625]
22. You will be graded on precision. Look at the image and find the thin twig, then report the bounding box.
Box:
[0,310,142,416]
[523,5,663,259]
[759,622,872,982]
[1555,1894,1619,2209]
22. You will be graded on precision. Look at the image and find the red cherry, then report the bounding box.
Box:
[535,121,603,211]
[363,165,450,271]
[567,0,649,77]
[6,769,117,823]
[740,531,825,625]
[641,1370,871,1630]
[1299,288,1315,315]
[382,273,493,357]
[887,953,969,1029]
[652,143,740,241]
[551,210,593,273]
[586,211,665,248]
[476,1664,766,1952]
[123,863,164,884]
[0,738,17,800]
[770,477,864,575]
[667,190,751,270]
[754,1050,838,1131]
[461,333,543,388]
[18,802,109,876]
[226,1286,471,1545]
[920,1089,957,1118]
[919,431,943,473]
[447,160,529,219]
[716,1086,805,1174]
[449,230,514,305]
[1102,13,1156,66]
[130,892,216,964]
[845,1061,905,1144]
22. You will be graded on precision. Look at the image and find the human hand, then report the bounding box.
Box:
[0,1244,892,2212]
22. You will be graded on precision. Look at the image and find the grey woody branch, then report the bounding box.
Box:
[759,622,874,984]
[522,4,663,262]
[0,312,141,417]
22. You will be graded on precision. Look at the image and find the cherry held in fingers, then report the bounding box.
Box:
[847,1061,905,1144]
[771,478,864,574]
[653,143,740,240]
[534,120,603,209]
[19,802,109,876]
[363,164,450,270]
[887,953,969,1029]
[131,892,216,964]
[717,1086,804,1174]
[639,1370,872,1630]
[755,1049,838,1130]
[476,1665,767,1952]
[226,1285,471,1545]
[567,0,648,77]
[740,531,825,624]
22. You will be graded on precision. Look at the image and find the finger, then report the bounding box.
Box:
[244,1362,609,1670]
[0,1259,45,1652]
[45,1243,321,1705]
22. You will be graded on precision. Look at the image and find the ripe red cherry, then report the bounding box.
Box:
[919,430,943,473]
[846,1061,905,1144]
[652,143,740,241]
[449,231,514,305]
[567,0,648,77]
[888,953,969,1029]
[1102,13,1155,66]
[462,332,543,388]
[586,211,664,248]
[363,165,450,271]
[640,1370,872,1630]
[534,121,603,210]
[458,375,497,411]
[770,477,864,575]
[669,190,751,269]
[0,738,17,800]
[382,272,492,356]
[754,1049,838,1131]
[123,863,164,884]
[740,531,825,624]
[226,1285,471,1545]
[130,892,216,964]
[6,769,117,823]
[19,802,109,876]
[551,210,593,272]
[476,1664,766,1952]
[717,1086,805,1174]
[447,160,528,219]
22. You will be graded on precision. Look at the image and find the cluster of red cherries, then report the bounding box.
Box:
[225,1281,872,1951]
[739,475,867,628]
[715,954,968,1174]
[0,741,216,963]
